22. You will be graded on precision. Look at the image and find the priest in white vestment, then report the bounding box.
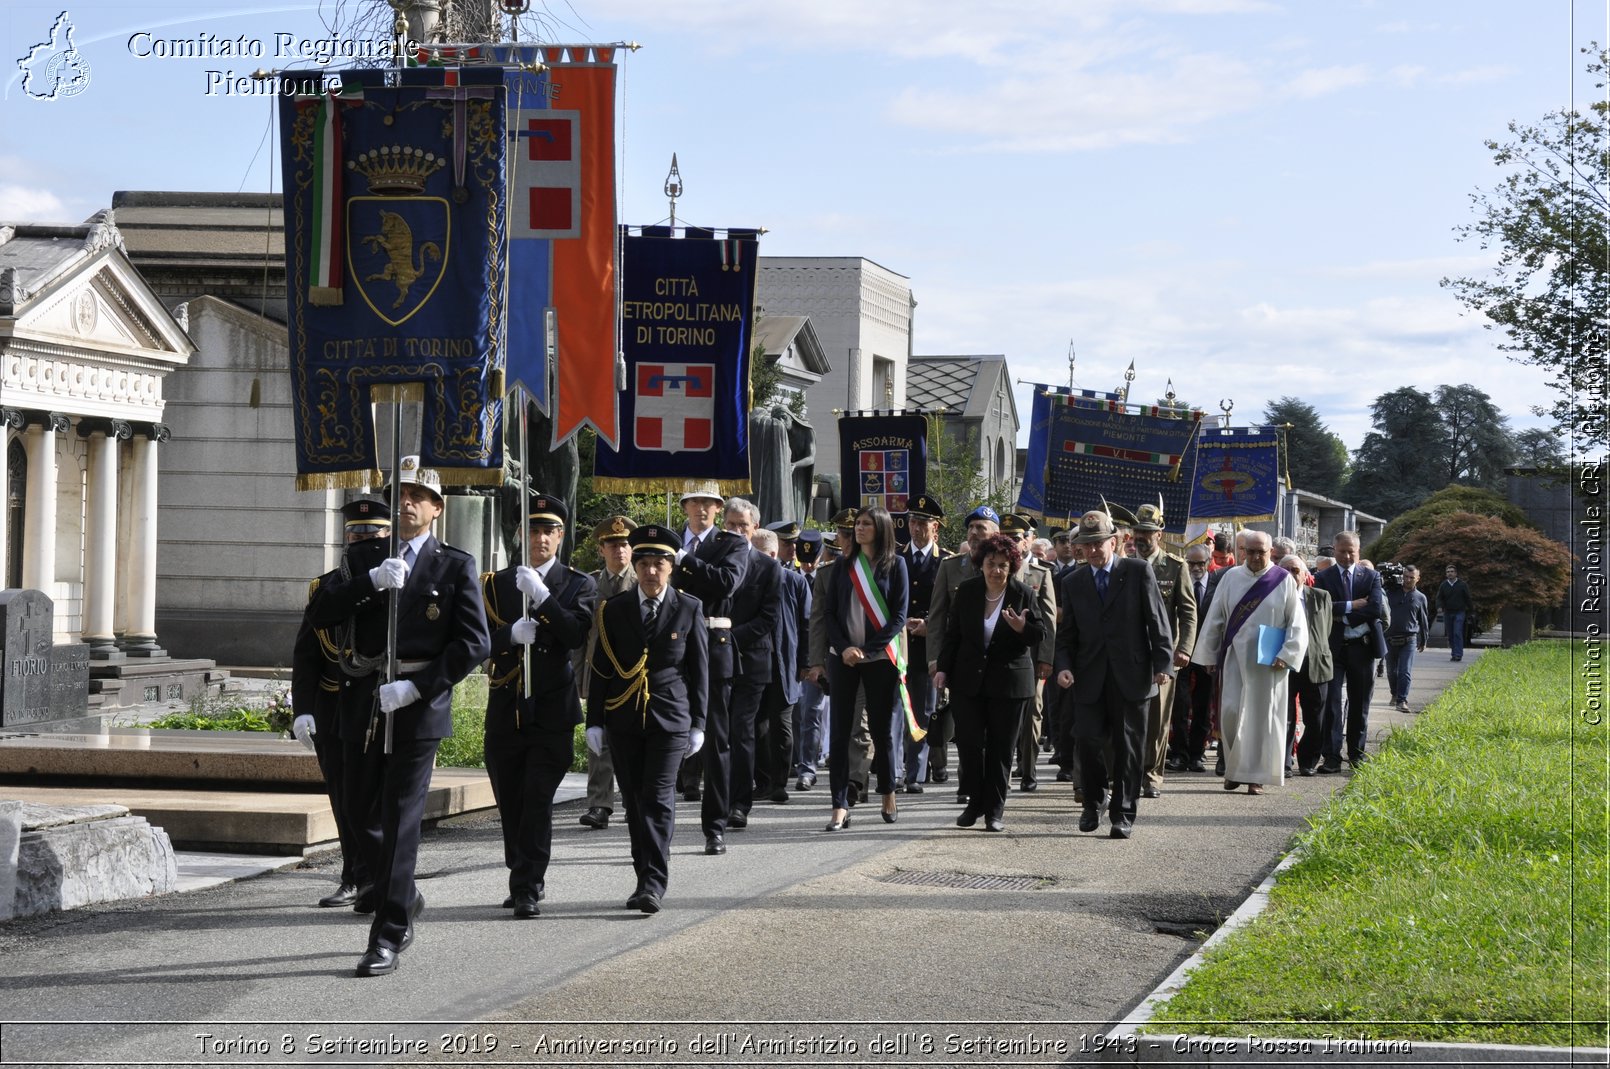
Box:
[1191,531,1308,791]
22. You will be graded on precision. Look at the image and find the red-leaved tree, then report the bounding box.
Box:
[1396,511,1573,631]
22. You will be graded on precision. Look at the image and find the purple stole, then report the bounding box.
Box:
[1218,566,1290,670]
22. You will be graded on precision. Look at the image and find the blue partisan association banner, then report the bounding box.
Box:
[592,229,759,493]
[1018,385,1120,519]
[839,413,928,541]
[1043,397,1202,533]
[279,67,507,490]
[1188,426,1282,522]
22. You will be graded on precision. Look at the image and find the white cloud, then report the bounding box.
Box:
[1437,64,1512,85]
[0,184,68,222]
[1283,64,1373,98]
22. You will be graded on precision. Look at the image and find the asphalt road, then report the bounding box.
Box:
[0,653,1475,1068]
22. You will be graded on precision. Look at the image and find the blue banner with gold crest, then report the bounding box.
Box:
[838,413,928,542]
[1017,385,1120,519]
[279,67,507,490]
[1187,426,1281,522]
[1044,397,1202,532]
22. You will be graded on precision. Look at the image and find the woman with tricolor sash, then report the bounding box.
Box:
[932,532,1045,833]
[818,507,910,831]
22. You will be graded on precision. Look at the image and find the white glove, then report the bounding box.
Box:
[585,726,605,756]
[511,618,537,645]
[515,565,549,607]
[378,679,421,713]
[291,714,316,751]
[686,727,706,756]
[369,557,409,590]
[675,548,687,563]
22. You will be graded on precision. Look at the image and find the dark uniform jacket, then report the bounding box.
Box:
[292,571,345,737]
[307,534,491,740]
[774,566,810,706]
[927,551,980,670]
[588,588,710,736]
[673,527,750,679]
[481,561,598,733]
[936,576,1046,700]
[729,547,781,681]
[901,542,946,670]
[1054,556,1174,704]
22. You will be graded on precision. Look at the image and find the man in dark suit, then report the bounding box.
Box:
[1280,555,1335,776]
[307,456,491,976]
[577,515,638,830]
[1312,530,1385,771]
[1131,501,1197,798]
[926,505,998,800]
[672,483,750,803]
[1167,543,1216,773]
[588,525,709,914]
[290,498,391,909]
[712,497,779,850]
[899,494,946,792]
[1053,509,1174,839]
[752,527,807,805]
[479,494,597,918]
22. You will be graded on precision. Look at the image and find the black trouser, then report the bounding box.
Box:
[1073,675,1148,823]
[1321,640,1375,762]
[344,732,439,953]
[483,725,572,895]
[953,691,1026,820]
[1289,671,1331,771]
[610,726,687,899]
[826,657,901,808]
[927,691,955,778]
[753,679,795,799]
[1169,665,1214,762]
[722,674,768,820]
[312,718,365,888]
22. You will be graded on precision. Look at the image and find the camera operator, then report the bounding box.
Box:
[1381,563,1429,713]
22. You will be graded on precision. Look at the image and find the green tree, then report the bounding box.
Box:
[1365,484,1537,564]
[925,415,1014,525]
[1264,396,1347,497]
[1347,387,1449,517]
[1433,383,1516,489]
[1398,511,1572,632]
[1442,45,1609,445]
[1511,426,1569,468]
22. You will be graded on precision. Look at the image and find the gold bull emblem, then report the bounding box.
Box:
[362,210,442,310]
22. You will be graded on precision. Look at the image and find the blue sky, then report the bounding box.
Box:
[3,1,1602,450]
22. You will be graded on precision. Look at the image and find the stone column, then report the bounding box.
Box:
[78,419,130,660]
[0,409,15,584]
[20,412,67,593]
[121,424,168,657]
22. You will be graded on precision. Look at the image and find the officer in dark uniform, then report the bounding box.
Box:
[792,530,828,788]
[588,525,709,913]
[767,519,803,570]
[715,498,779,850]
[671,482,749,802]
[898,494,946,792]
[306,456,490,977]
[291,498,391,908]
[480,494,597,918]
[578,515,638,830]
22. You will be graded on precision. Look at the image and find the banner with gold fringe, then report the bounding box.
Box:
[279,67,507,490]
[1187,426,1282,523]
[1044,396,1203,531]
[593,228,758,494]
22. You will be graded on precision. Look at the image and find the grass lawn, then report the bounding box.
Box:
[436,673,589,772]
[1149,640,1607,1048]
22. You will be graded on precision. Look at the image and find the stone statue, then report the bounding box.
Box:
[748,404,790,524]
[785,406,816,524]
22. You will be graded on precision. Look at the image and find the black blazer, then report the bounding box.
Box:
[588,587,709,736]
[1315,564,1386,658]
[291,571,344,737]
[821,552,910,660]
[935,576,1045,700]
[481,562,598,733]
[673,527,750,679]
[308,534,491,740]
[729,547,781,680]
[1054,556,1173,705]
[773,566,810,705]
[901,543,944,667]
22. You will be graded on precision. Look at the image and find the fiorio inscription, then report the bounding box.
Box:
[1,590,89,727]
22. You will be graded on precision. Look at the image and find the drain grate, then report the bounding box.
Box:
[877,870,1052,891]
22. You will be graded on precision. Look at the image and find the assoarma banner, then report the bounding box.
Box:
[279,67,507,490]
[592,230,759,493]
[1043,397,1202,533]
[838,413,929,541]
[1188,426,1282,522]
[1018,385,1120,520]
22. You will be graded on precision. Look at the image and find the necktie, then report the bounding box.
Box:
[642,598,659,635]
[1195,580,1206,605]
[1095,568,1109,603]
[1343,568,1353,605]
[402,544,416,568]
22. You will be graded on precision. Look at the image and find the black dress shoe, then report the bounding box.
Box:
[727,809,749,829]
[411,890,426,919]
[1141,785,1161,799]
[400,923,416,951]
[770,788,790,803]
[1020,780,1039,792]
[1055,769,1072,782]
[1164,757,1187,773]
[956,790,970,806]
[1109,818,1134,839]
[795,774,816,791]
[931,769,949,783]
[1215,754,1225,777]
[1298,765,1317,777]
[984,816,1005,833]
[1188,758,1207,773]
[354,947,399,977]
[1078,807,1100,833]
[704,834,726,855]
[579,806,610,829]
[682,787,702,802]
[636,892,662,914]
[513,891,541,919]
[956,807,982,828]
[904,782,924,794]
[501,896,514,909]
[351,885,377,915]
[319,883,360,908]
[1318,760,1343,774]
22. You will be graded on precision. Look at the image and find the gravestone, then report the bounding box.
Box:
[1,590,90,728]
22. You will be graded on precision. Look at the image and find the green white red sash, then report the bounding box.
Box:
[294,85,363,305]
[849,552,926,743]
